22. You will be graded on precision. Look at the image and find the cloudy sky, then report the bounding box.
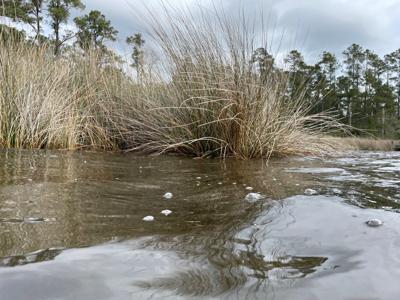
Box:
[78,0,400,63]
[2,0,399,63]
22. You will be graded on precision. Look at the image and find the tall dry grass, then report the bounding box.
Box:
[0,6,342,158]
[117,6,341,158]
[0,37,134,150]
[331,137,397,151]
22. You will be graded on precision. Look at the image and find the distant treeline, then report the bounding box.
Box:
[0,0,144,74]
[253,45,400,138]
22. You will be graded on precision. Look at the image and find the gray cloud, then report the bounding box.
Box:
[80,0,400,63]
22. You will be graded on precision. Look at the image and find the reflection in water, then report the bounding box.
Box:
[0,150,400,299]
[0,248,63,267]
[0,149,307,258]
[288,151,400,210]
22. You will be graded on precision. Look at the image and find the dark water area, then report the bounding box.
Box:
[0,150,399,299]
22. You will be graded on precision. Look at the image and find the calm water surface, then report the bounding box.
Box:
[0,150,399,300]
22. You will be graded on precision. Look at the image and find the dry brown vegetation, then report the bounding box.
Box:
[0,38,133,150]
[0,7,343,158]
[331,137,398,151]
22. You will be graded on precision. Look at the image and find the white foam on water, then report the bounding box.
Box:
[245,193,264,203]
[287,168,346,174]
[304,188,318,195]
[163,192,173,199]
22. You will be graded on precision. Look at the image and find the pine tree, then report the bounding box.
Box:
[48,0,85,55]
[314,51,339,112]
[342,44,365,126]
[385,49,400,119]
[1,0,45,42]
[284,50,311,101]
[126,33,145,82]
[74,10,118,52]
[251,47,274,82]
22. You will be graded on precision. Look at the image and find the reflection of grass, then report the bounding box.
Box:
[135,241,327,297]
[236,252,328,280]
[0,6,341,159]
[0,248,63,267]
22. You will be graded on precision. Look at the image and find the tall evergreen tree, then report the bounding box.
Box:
[1,0,45,42]
[251,47,274,82]
[1,0,30,21]
[336,75,353,124]
[342,44,365,126]
[385,49,400,118]
[74,10,118,52]
[30,0,45,42]
[126,33,145,82]
[314,51,339,112]
[284,50,311,101]
[48,0,84,55]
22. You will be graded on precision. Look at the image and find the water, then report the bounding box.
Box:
[0,150,399,300]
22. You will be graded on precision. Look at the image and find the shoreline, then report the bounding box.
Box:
[327,137,399,151]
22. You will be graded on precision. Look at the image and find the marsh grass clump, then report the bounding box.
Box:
[0,37,133,150]
[0,6,341,159]
[119,6,340,158]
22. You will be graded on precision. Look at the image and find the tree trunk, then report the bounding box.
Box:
[35,4,40,43]
[397,88,400,119]
[54,21,60,55]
